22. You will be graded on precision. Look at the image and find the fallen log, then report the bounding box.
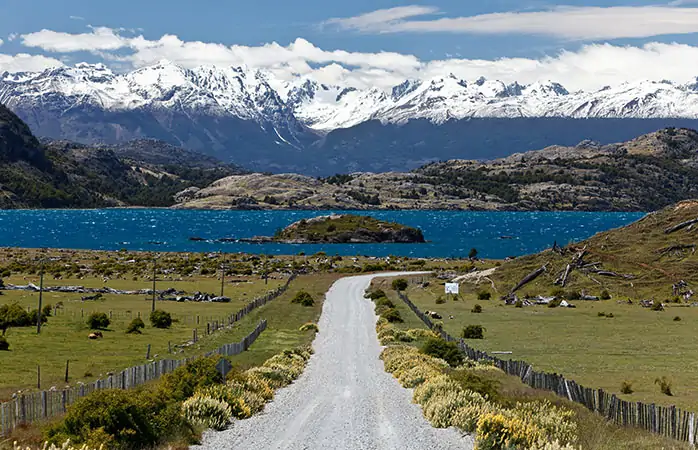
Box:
[665,218,698,234]
[658,244,697,255]
[593,270,635,279]
[510,265,547,294]
[555,264,572,287]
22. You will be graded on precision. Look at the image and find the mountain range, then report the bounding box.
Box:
[2,61,698,174]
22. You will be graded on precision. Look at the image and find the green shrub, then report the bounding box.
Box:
[182,395,231,431]
[0,336,8,351]
[42,304,53,317]
[598,312,606,317]
[158,356,224,402]
[392,278,408,291]
[126,317,146,334]
[650,301,664,311]
[149,310,172,329]
[550,288,566,298]
[621,381,634,394]
[435,296,446,305]
[674,316,682,322]
[462,325,485,340]
[655,376,673,396]
[476,412,544,450]
[51,389,157,449]
[471,304,483,314]
[565,291,581,300]
[515,300,524,308]
[450,369,500,401]
[381,308,404,323]
[548,298,562,308]
[86,312,110,330]
[367,289,387,300]
[477,291,491,301]
[600,290,611,300]
[375,297,395,309]
[0,302,31,334]
[291,290,315,307]
[606,313,614,318]
[420,338,464,367]
[29,309,48,326]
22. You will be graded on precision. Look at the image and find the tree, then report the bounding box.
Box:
[468,248,478,260]
[391,278,408,291]
[0,303,31,335]
[87,312,110,330]
[150,310,173,329]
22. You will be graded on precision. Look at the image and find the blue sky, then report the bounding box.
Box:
[3,0,698,90]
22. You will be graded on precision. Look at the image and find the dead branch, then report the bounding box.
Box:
[555,264,572,287]
[658,244,697,255]
[593,270,635,279]
[665,218,698,234]
[510,265,547,294]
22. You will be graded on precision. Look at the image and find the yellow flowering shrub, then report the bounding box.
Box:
[413,375,462,405]
[13,441,103,450]
[406,328,438,340]
[476,411,545,450]
[181,395,232,431]
[397,365,443,388]
[452,400,497,433]
[423,389,487,428]
[530,441,580,450]
[243,372,275,400]
[196,384,252,420]
[512,401,578,445]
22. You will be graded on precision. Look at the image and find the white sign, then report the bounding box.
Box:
[445,283,459,294]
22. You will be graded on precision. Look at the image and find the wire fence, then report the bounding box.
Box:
[397,291,697,445]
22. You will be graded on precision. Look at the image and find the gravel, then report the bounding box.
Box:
[194,273,473,450]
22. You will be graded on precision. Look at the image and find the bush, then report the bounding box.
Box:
[367,289,387,300]
[606,313,614,318]
[450,369,501,401]
[374,297,395,309]
[299,322,319,332]
[52,389,157,449]
[182,395,231,431]
[149,310,172,329]
[392,278,409,291]
[515,300,524,308]
[381,308,404,323]
[621,381,634,394]
[42,304,53,317]
[0,336,8,351]
[420,338,464,367]
[598,312,606,317]
[462,325,485,340]
[477,291,491,301]
[600,290,611,300]
[650,301,664,311]
[424,389,485,428]
[29,309,48,326]
[196,384,251,420]
[476,412,544,450]
[291,290,315,307]
[674,316,682,322]
[158,356,224,402]
[565,291,581,300]
[0,302,31,334]
[126,317,146,334]
[655,376,673,396]
[548,298,562,308]
[471,304,483,313]
[435,296,446,305]
[86,312,110,330]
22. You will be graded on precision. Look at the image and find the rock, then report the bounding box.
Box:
[174,186,201,203]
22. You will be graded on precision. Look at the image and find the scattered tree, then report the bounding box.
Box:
[87,312,110,330]
[462,325,485,339]
[391,279,408,291]
[150,310,173,329]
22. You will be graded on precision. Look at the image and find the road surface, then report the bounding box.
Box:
[195,273,472,450]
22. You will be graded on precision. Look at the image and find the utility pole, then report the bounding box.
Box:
[220,259,226,298]
[151,255,157,312]
[36,259,44,334]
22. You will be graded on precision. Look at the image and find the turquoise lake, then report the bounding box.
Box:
[0,209,646,259]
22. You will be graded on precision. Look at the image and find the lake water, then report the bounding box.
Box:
[0,209,645,259]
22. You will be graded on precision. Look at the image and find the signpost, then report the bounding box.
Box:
[216,358,233,379]
[445,283,459,295]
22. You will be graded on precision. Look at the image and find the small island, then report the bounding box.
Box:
[243,214,426,244]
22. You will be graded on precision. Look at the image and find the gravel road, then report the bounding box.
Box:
[195,273,473,450]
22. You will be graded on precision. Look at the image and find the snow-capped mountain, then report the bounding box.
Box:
[2,61,698,174]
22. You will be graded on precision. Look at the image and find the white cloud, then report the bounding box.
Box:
[324,6,438,32]
[0,39,3,47]
[7,33,17,42]
[22,27,129,52]
[0,53,64,72]
[329,5,698,40]
[69,15,85,21]
[9,26,698,91]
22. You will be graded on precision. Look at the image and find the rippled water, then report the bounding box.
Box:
[0,209,645,259]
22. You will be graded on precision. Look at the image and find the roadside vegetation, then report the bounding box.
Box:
[366,283,691,450]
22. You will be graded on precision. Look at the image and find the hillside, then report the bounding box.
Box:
[3,63,698,174]
[489,200,698,300]
[0,104,243,208]
[175,127,698,212]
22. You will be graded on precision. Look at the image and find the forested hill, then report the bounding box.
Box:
[0,104,245,208]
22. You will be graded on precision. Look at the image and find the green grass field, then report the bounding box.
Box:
[399,273,698,412]
[0,273,284,399]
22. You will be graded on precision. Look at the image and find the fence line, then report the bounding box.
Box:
[397,291,697,445]
[0,319,267,436]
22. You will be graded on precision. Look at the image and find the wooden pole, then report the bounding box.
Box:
[146,344,151,360]
[64,360,69,383]
[36,260,44,334]
[151,256,157,312]
[37,365,40,389]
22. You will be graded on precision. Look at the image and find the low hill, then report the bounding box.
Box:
[489,200,698,300]
[0,104,244,208]
[175,128,698,212]
[245,214,426,244]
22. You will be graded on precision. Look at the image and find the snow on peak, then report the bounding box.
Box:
[2,61,698,132]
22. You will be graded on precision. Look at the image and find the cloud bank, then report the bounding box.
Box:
[1,25,698,92]
[327,5,698,40]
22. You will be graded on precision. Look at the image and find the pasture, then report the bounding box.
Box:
[384,274,698,412]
